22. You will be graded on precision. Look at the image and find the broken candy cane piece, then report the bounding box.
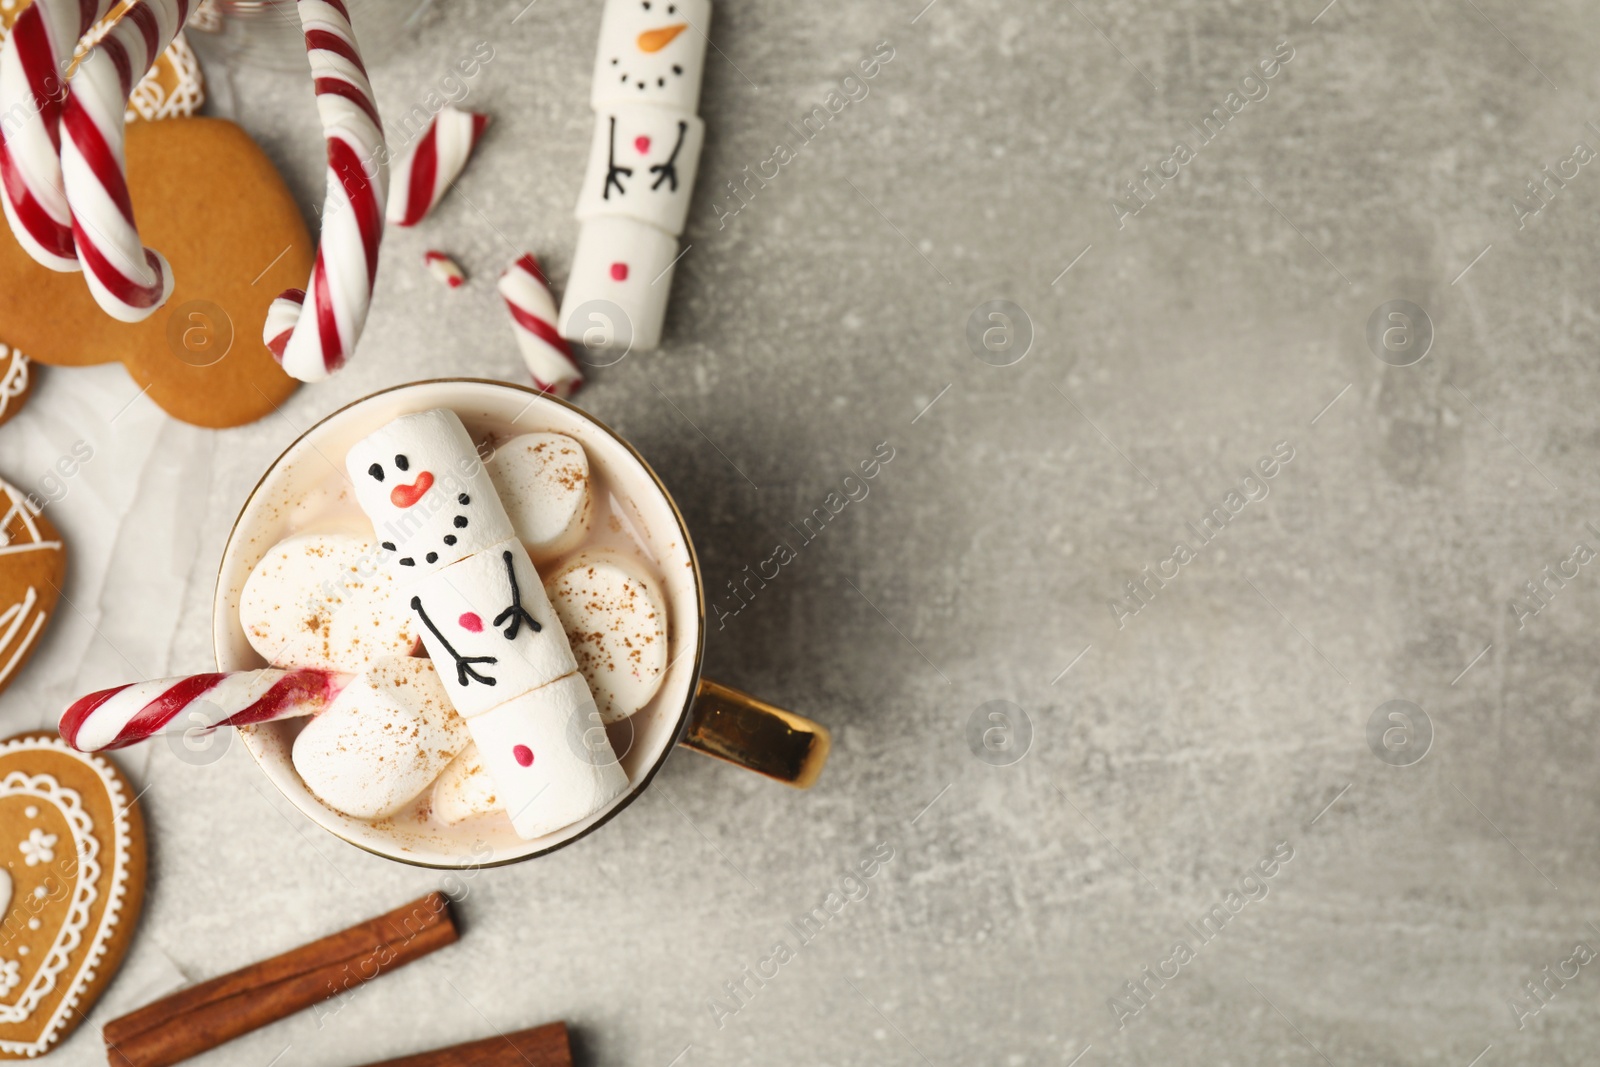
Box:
[60,668,351,752]
[499,254,584,397]
[387,106,490,227]
[423,250,467,289]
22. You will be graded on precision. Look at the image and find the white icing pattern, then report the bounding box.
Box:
[19,829,55,867]
[0,347,25,421]
[0,479,60,691]
[0,737,136,1056]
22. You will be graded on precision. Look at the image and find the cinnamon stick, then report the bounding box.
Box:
[104,892,458,1067]
[353,1022,572,1067]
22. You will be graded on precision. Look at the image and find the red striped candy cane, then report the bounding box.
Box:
[60,668,352,752]
[0,0,120,271]
[60,0,191,322]
[265,0,389,383]
[386,106,488,227]
[423,249,466,288]
[498,253,584,397]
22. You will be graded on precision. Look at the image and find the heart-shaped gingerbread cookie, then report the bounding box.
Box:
[0,733,146,1058]
[0,479,64,700]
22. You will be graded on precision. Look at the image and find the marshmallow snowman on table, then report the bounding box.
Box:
[345,410,627,840]
[559,0,710,353]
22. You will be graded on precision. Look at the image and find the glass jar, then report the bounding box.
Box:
[186,0,433,71]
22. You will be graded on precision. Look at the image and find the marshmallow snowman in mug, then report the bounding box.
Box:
[345,410,627,840]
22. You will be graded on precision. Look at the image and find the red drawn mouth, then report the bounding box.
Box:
[390,471,434,508]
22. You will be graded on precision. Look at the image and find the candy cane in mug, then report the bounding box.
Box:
[60,668,352,753]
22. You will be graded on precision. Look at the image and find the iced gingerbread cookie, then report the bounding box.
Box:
[0,733,146,1058]
[0,118,310,429]
[0,349,31,430]
[0,479,64,699]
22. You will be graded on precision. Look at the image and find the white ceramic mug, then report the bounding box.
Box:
[212,379,829,868]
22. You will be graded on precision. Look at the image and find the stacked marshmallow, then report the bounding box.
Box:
[558,0,710,353]
[345,410,628,840]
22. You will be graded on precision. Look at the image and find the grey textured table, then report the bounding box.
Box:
[7,0,1600,1063]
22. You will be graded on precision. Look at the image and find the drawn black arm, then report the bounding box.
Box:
[411,596,497,687]
[492,550,543,640]
[650,121,689,192]
[604,115,633,199]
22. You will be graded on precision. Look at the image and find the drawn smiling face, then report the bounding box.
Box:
[591,0,711,113]
[345,409,513,581]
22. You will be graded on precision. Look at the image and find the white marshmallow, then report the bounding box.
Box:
[407,536,576,718]
[240,533,419,673]
[486,433,593,564]
[576,107,704,235]
[591,0,711,113]
[465,671,628,840]
[559,215,680,353]
[292,657,471,820]
[545,551,668,723]
[345,410,514,583]
[431,741,500,825]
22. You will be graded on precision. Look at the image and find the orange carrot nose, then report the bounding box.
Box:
[637,23,687,52]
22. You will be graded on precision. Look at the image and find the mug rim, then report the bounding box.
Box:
[213,378,707,869]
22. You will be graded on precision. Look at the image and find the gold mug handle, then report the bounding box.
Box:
[678,679,831,789]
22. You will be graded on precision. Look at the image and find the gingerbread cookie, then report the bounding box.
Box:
[0,479,63,698]
[0,733,145,1058]
[0,349,30,430]
[0,118,310,428]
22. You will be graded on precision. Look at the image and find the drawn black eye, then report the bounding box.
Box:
[425,552,438,564]
[454,516,469,528]
[458,494,470,505]
[395,455,409,471]
[381,541,395,551]
[668,3,676,11]
[657,77,665,86]
[367,463,384,482]
[443,535,457,546]
[673,64,682,74]
[641,1,650,8]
